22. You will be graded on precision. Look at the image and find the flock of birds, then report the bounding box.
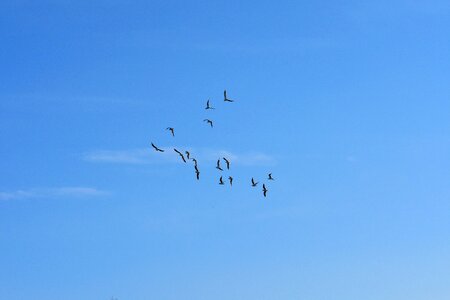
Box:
[151,90,275,197]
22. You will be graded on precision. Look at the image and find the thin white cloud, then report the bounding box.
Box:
[204,149,276,166]
[82,147,181,164]
[0,187,109,201]
[83,147,276,167]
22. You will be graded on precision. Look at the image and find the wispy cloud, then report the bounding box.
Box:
[83,147,276,166]
[0,187,109,201]
[82,148,180,164]
[203,149,276,166]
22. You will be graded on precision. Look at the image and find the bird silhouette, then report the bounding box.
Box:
[192,158,198,166]
[185,151,190,160]
[195,165,200,180]
[173,148,186,163]
[262,184,268,197]
[228,176,233,186]
[151,142,164,152]
[219,176,224,185]
[205,99,215,110]
[224,90,234,102]
[216,159,223,171]
[166,127,175,137]
[251,177,259,187]
[204,119,213,127]
[268,173,274,180]
[223,157,230,169]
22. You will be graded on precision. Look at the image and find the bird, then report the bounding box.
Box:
[166,127,175,137]
[216,159,223,171]
[223,157,230,169]
[194,165,200,180]
[192,158,198,166]
[151,142,164,152]
[219,176,224,185]
[262,184,268,197]
[228,176,233,186]
[251,177,258,187]
[204,119,213,127]
[205,99,215,110]
[173,148,186,163]
[224,90,234,102]
[185,151,190,160]
[268,173,275,180]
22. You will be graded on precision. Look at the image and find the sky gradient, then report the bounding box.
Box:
[1,1,450,299]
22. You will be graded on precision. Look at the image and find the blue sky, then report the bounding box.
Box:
[1,0,450,299]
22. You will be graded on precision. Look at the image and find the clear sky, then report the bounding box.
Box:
[1,1,450,299]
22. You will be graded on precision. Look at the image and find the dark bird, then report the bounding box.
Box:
[185,151,190,160]
[166,127,175,137]
[219,176,224,185]
[195,168,200,180]
[205,99,215,110]
[228,176,233,186]
[173,148,186,163]
[192,158,198,166]
[251,177,258,187]
[223,157,230,170]
[224,90,234,102]
[151,142,164,152]
[204,119,213,127]
[268,173,275,180]
[262,184,268,197]
[216,159,223,171]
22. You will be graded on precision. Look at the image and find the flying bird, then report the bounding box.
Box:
[216,159,223,171]
[228,176,233,186]
[166,127,175,137]
[205,99,215,110]
[223,157,230,170]
[268,173,275,180]
[204,119,213,127]
[173,148,186,163]
[219,176,224,185]
[185,151,190,160]
[151,142,164,152]
[195,166,200,180]
[262,184,268,197]
[251,177,258,187]
[224,90,234,102]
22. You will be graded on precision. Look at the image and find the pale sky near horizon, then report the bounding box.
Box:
[1,1,450,299]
